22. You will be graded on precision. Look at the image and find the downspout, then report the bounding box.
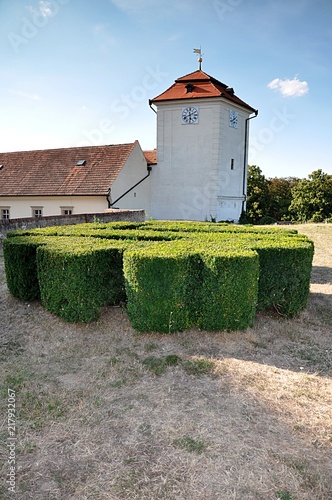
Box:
[242,109,258,213]
[106,187,112,208]
[149,100,157,114]
[109,166,152,208]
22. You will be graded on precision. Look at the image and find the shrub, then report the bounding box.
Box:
[124,241,259,332]
[123,242,199,333]
[252,237,314,316]
[3,236,48,301]
[198,248,259,331]
[259,216,277,225]
[3,221,314,330]
[37,239,128,322]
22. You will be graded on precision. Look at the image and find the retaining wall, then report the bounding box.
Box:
[0,209,145,246]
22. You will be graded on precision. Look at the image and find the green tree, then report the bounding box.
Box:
[246,165,270,223]
[267,176,299,221]
[289,169,332,222]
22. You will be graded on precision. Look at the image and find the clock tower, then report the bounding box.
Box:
[149,69,257,222]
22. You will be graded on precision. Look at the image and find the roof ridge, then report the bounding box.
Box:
[0,142,137,156]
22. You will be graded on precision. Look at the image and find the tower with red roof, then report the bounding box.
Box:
[149,68,257,221]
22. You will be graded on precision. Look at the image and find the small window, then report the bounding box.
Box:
[32,208,43,218]
[61,207,73,216]
[76,160,86,166]
[1,208,10,220]
[231,159,234,170]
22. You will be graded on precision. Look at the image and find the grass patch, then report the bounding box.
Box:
[173,435,207,454]
[181,358,215,376]
[141,354,181,376]
[19,392,67,429]
[0,224,331,499]
[276,492,293,500]
[2,370,30,395]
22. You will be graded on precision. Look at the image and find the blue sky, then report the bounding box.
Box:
[0,0,331,179]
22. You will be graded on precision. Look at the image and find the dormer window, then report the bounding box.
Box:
[185,83,194,93]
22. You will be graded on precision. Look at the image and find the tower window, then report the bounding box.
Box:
[185,83,194,93]
[231,159,235,170]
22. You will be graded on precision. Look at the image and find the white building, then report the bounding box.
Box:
[149,69,257,222]
[0,141,153,220]
[0,68,256,222]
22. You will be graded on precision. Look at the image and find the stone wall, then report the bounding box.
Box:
[0,209,145,245]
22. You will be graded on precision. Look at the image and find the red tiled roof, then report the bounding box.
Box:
[150,70,256,112]
[0,142,138,197]
[143,149,157,165]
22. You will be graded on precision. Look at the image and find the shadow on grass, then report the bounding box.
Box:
[310,266,332,285]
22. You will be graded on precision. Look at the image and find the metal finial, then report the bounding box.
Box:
[193,47,203,70]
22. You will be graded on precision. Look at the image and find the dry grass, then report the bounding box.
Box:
[0,223,331,500]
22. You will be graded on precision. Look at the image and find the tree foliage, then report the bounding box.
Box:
[267,177,299,221]
[246,166,332,223]
[289,169,332,222]
[246,165,270,223]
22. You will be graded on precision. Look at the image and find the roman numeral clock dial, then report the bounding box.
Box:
[182,107,199,124]
[229,109,238,128]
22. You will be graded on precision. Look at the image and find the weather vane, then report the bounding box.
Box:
[193,47,203,70]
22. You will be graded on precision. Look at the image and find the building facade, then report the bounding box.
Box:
[0,68,256,222]
[149,70,257,222]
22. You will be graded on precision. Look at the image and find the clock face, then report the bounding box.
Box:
[182,106,199,124]
[229,109,238,128]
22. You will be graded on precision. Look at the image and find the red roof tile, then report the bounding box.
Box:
[150,70,256,112]
[143,149,157,165]
[0,142,138,197]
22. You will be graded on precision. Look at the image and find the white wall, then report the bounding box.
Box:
[150,98,251,222]
[111,141,152,215]
[0,196,107,219]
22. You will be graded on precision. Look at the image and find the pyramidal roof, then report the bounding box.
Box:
[150,70,256,112]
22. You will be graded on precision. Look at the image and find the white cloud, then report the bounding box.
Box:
[39,1,54,17]
[268,76,309,97]
[110,0,191,15]
[25,1,55,18]
[10,90,40,101]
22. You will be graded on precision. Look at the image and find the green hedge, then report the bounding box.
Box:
[3,236,49,301]
[198,248,259,331]
[124,243,197,333]
[2,221,314,331]
[252,238,314,316]
[37,238,129,322]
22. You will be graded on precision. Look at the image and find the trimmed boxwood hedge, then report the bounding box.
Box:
[37,238,129,322]
[3,235,50,301]
[198,247,259,331]
[124,243,199,333]
[2,221,314,331]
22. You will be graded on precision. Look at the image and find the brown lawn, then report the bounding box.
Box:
[0,223,331,499]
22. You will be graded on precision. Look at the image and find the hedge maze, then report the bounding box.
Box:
[3,221,314,333]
